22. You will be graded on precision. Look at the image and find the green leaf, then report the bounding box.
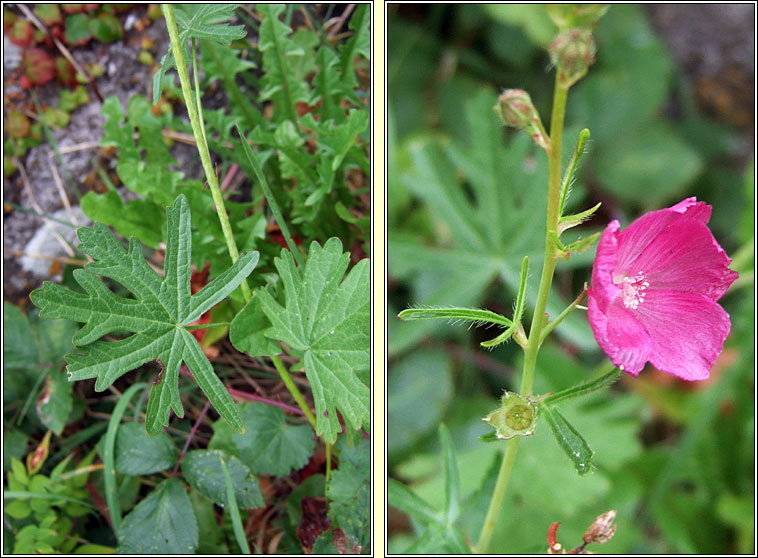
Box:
[387,478,440,525]
[181,449,264,509]
[30,195,259,435]
[219,457,251,554]
[539,404,594,476]
[558,128,591,216]
[58,86,89,112]
[327,438,370,547]
[387,349,453,458]
[64,13,91,46]
[310,45,342,121]
[258,4,310,121]
[117,478,198,554]
[339,4,370,88]
[153,4,246,104]
[190,491,228,554]
[439,424,460,527]
[36,370,73,435]
[115,422,177,475]
[399,306,511,326]
[229,294,282,356]
[255,239,370,443]
[4,429,29,471]
[233,403,315,477]
[480,256,529,347]
[89,13,122,42]
[81,191,165,249]
[542,368,622,407]
[4,302,38,368]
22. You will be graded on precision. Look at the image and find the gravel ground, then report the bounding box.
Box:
[3,6,186,304]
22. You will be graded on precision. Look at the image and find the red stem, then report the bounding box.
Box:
[172,400,211,476]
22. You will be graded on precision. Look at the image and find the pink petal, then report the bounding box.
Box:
[632,290,731,381]
[589,220,621,311]
[588,294,651,375]
[616,209,694,274]
[668,197,712,223]
[625,217,738,300]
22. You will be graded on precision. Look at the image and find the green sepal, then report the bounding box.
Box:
[482,391,538,440]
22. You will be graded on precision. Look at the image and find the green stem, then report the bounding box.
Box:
[184,322,232,330]
[325,442,332,482]
[271,355,317,431]
[539,285,588,345]
[476,437,520,552]
[161,4,251,302]
[475,73,570,555]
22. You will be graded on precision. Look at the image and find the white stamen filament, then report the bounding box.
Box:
[621,272,649,310]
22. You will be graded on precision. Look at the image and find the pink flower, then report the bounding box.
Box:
[587,198,738,381]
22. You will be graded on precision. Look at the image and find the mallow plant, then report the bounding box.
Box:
[392,5,739,554]
[24,4,370,554]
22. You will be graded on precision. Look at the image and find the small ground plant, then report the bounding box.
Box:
[5,4,370,554]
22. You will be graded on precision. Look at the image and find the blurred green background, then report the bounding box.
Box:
[387,4,754,554]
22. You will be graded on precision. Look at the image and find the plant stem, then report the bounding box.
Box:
[162,4,251,302]
[539,285,588,344]
[475,73,570,554]
[271,355,317,431]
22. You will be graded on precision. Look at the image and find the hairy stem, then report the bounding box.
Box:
[162,4,251,301]
[476,73,570,554]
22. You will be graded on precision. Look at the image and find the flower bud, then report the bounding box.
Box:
[582,510,617,545]
[546,4,609,30]
[494,89,550,150]
[549,29,596,87]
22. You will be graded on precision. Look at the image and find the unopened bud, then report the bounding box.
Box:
[549,29,596,87]
[583,510,617,545]
[546,4,609,30]
[494,89,550,150]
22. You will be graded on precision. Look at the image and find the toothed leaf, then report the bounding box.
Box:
[254,238,369,443]
[30,195,259,435]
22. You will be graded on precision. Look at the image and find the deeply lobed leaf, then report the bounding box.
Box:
[31,195,259,435]
[254,238,370,443]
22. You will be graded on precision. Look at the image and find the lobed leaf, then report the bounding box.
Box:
[30,195,259,435]
[233,402,314,477]
[254,238,370,443]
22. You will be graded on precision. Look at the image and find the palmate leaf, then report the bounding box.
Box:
[30,195,259,435]
[255,238,370,443]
